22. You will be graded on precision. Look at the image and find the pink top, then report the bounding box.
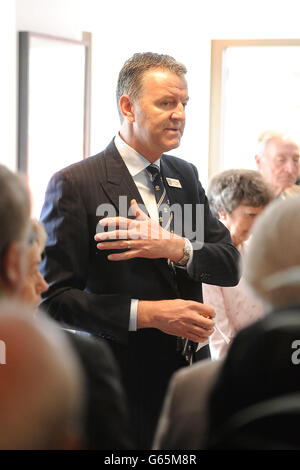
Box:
[202,277,264,360]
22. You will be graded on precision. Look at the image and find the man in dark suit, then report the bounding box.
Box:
[40,52,240,448]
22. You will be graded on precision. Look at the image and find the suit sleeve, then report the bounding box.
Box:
[40,171,131,345]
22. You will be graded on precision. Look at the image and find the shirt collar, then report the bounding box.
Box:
[114,133,160,177]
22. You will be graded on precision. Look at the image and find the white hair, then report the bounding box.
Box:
[256,130,299,157]
[243,195,300,309]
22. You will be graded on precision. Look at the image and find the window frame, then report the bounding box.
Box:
[209,38,300,180]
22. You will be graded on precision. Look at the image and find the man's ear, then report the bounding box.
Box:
[1,243,27,293]
[255,154,261,169]
[218,210,227,221]
[119,95,135,122]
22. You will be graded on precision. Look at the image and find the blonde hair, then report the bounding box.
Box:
[243,195,300,309]
[0,303,84,449]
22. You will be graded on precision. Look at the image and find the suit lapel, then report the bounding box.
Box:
[99,140,146,216]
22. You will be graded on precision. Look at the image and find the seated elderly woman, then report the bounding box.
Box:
[205,195,300,449]
[19,218,48,307]
[202,169,274,359]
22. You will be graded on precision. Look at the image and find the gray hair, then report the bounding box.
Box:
[0,165,30,256]
[256,130,299,156]
[208,169,274,218]
[29,219,47,252]
[243,195,300,309]
[116,52,187,122]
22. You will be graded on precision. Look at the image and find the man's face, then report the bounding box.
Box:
[256,138,300,195]
[128,69,189,161]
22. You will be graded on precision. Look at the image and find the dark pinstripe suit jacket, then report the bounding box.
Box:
[40,139,240,448]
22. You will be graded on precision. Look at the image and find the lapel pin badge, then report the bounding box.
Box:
[166,177,182,188]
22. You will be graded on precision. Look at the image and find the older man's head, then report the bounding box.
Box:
[0,165,30,297]
[255,131,300,196]
[243,195,300,309]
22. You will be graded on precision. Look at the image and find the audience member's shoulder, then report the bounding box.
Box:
[172,359,221,393]
[282,185,300,197]
[64,330,120,374]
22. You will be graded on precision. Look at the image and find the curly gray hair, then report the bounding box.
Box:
[208,169,274,218]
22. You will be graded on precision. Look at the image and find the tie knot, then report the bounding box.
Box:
[147,164,160,182]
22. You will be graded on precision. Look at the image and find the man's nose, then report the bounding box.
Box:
[284,158,298,174]
[171,103,185,119]
[37,273,49,294]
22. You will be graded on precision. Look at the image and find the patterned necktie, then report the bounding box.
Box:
[147,164,194,365]
[147,164,174,234]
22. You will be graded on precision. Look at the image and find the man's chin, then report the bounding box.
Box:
[163,138,181,153]
[279,181,296,192]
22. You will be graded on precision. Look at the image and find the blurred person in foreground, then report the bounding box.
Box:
[202,169,274,359]
[154,169,273,450]
[0,304,84,450]
[21,219,133,449]
[0,165,84,449]
[255,130,300,198]
[0,163,133,449]
[0,164,30,300]
[40,51,240,447]
[205,194,300,449]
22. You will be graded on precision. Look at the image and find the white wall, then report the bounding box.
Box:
[0,0,16,170]
[14,0,300,187]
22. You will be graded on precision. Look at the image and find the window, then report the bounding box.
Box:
[209,39,300,179]
[18,32,91,217]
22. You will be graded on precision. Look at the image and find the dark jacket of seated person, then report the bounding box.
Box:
[65,330,134,450]
[205,307,300,449]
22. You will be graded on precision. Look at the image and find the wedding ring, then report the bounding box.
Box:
[127,240,131,250]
